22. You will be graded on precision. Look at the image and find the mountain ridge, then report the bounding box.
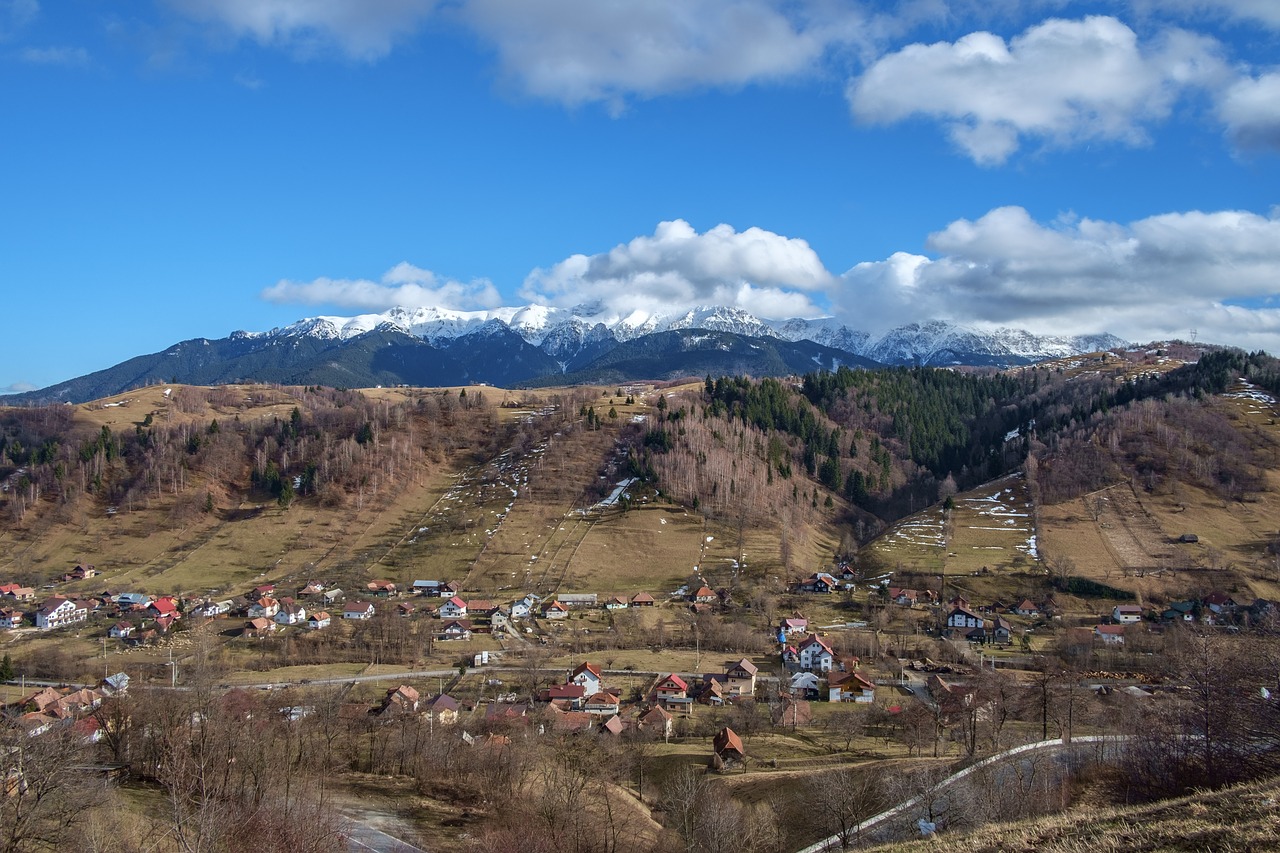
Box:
[4,304,1129,404]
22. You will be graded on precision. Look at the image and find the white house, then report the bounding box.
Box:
[798,634,835,672]
[946,606,983,629]
[108,621,135,639]
[439,596,468,620]
[1112,605,1143,624]
[248,597,279,619]
[36,597,88,630]
[307,611,331,630]
[343,601,375,620]
[571,662,604,695]
[829,671,877,703]
[275,602,307,626]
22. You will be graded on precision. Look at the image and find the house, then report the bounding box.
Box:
[510,594,540,619]
[992,617,1014,644]
[395,602,416,618]
[69,563,98,580]
[343,601,376,620]
[630,591,655,607]
[2,585,36,602]
[366,580,398,597]
[698,678,727,706]
[605,596,629,610]
[649,674,690,711]
[583,692,621,716]
[781,645,800,667]
[829,671,877,703]
[788,671,821,699]
[891,588,921,607]
[275,602,307,626]
[688,586,717,604]
[425,694,460,725]
[298,581,326,597]
[244,617,275,636]
[35,596,88,630]
[797,573,837,594]
[108,621,134,639]
[247,597,279,620]
[439,619,473,641]
[780,617,809,636]
[1113,604,1143,624]
[541,600,569,619]
[100,672,130,697]
[322,588,344,605]
[253,584,276,597]
[946,606,983,629]
[307,611,331,630]
[1011,599,1041,617]
[148,596,181,621]
[0,608,23,630]
[599,714,626,736]
[114,592,149,607]
[638,705,673,738]
[467,600,499,621]
[490,607,511,631]
[1203,592,1238,620]
[191,600,232,618]
[439,596,468,619]
[379,684,420,715]
[543,683,586,709]
[1094,624,1126,645]
[412,580,444,596]
[1162,601,1197,622]
[798,634,835,672]
[713,727,746,761]
[724,658,759,695]
[571,662,604,694]
[557,593,598,609]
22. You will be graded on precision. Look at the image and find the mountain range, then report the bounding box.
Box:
[6,304,1127,404]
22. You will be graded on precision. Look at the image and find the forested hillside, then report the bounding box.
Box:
[634,349,1280,553]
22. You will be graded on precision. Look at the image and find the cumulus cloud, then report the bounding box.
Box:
[261,262,502,311]
[1218,72,1280,151]
[454,0,880,109]
[521,219,831,317]
[163,0,435,60]
[847,16,1228,164]
[833,205,1280,348]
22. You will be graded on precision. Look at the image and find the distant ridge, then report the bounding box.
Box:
[4,304,1127,404]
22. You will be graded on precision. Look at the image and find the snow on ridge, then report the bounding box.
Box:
[269,304,1126,366]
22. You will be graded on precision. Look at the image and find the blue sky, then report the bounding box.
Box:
[2,0,1279,393]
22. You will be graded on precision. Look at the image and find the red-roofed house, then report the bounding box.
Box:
[571,662,604,694]
[798,634,835,672]
[439,596,468,620]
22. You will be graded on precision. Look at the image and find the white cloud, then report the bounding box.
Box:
[833,205,1280,349]
[261,262,502,311]
[1218,72,1280,150]
[847,16,1228,164]
[521,219,831,317]
[455,0,885,110]
[20,45,89,65]
[163,0,435,60]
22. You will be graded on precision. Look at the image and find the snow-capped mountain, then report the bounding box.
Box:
[268,304,1125,369]
[8,303,1131,405]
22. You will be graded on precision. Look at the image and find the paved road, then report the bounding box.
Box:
[794,735,1130,853]
[344,817,429,853]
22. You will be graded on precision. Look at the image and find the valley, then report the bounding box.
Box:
[3,348,1280,852]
